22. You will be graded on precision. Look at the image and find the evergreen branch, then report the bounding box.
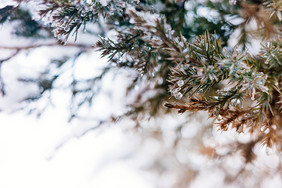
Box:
[95,7,281,149]
[37,0,140,41]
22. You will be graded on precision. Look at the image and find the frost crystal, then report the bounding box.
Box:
[97,0,110,6]
[174,92,183,100]
[217,115,223,121]
[171,88,181,95]
[81,11,86,17]
[183,64,190,69]
[231,98,241,106]
[177,80,184,87]
[179,65,187,74]
[64,26,70,32]
[171,88,183,99]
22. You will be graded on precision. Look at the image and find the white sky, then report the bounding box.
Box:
[0,47,153,188]
[0,111,154,188]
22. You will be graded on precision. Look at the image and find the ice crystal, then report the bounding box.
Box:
[174,92,183,100]
[177,80,184,87]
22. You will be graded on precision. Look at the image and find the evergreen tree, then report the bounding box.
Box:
[0,0,281,187]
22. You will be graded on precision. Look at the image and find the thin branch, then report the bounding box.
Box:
[0,65,6,96]
[0,42,92,96]
[0,49,20,64]
[0,50,20,96]
[0,42,93,51]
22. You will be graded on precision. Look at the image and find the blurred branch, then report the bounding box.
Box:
[0,43,92,96]
[0,42,93,51]
[0,65,6,96]
[0,50,20,96]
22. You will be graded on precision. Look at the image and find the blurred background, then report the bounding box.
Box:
[0,0,281,188]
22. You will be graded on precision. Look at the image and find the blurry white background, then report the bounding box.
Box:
[0,1,281,188]
[0,48,153,188]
